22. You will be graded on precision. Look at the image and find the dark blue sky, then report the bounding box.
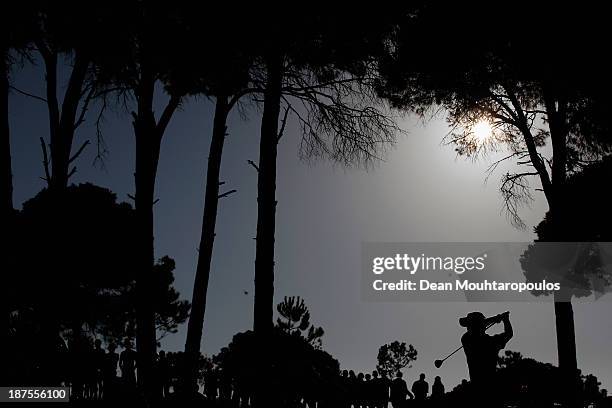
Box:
[9,59,612,391]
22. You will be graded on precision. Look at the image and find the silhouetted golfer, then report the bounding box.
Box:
[460,311,512,406]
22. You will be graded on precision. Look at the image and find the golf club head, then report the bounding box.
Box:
[434,359,443,368]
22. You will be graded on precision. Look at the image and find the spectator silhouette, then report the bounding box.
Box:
[349,370,358,408]
[204,367,218,400]
[103,342,119,400]
[157,350,170,398]
[167,352,177,392]
[92,339,105,399]
[412,373,429,401]
[84,339,97,399]
[460,311,513,407]
[381,373,391,408]
[233,375,248,407]
[364,373,373,408]
[371,370,388,408]
[357,372,365,408]
[68,334,86,400]
[600,389,612,408]
[340,370,350,408]
[219,368,232,401]
[390,372,413,408]
[431,376,444,400]
[119,339,137,386]
[430,376,445,408]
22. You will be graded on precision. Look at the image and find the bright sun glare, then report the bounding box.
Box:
[472,120,493,142]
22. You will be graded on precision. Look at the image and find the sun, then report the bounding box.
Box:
[472,120,493,143]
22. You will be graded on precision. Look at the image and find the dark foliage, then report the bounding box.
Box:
[376,341,418,378]
[213,328,340,407]
[7,184,189,385]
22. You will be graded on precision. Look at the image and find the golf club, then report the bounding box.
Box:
[434,311,509,368]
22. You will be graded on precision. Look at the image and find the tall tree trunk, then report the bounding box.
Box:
[38,45,89,191]
[132,67,180,400]
[1,50,12,216]
[545,91,579,407]
[253,54,283,408]
[254,56,282,333]
[183,95,230,390]
[554,296,579,406]
[1,48,12,388]
[50,51,89,190]
[133,73,160,401]
[516,84,578,407]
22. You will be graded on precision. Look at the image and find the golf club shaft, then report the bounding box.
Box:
[440,344,464,363]
[439,320,497,363]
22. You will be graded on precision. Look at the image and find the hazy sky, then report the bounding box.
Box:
[9,61,612,391]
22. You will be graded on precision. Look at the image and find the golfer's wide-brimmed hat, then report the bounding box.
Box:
[459,311,486,328]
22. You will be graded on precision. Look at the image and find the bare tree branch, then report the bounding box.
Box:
[278,69,399,167]
[499,171,539,229]
[69,140,90,164]
[484,151,529,183]
[74,85,97,130]
[228,87,262,110]
[218,189,237,199]
[277,106,290,142]
[156,95,181,139]
[93,94,110,169]
[247,160,259,172]
[39,137,51,184]
[9,85,47,103]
